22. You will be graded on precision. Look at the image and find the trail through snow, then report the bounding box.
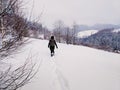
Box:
[3,38,120,90]
[15,39,70,90]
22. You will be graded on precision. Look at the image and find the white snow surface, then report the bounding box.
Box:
[77,30,98,38]
[3,38,120,90]
[112,29,120,33]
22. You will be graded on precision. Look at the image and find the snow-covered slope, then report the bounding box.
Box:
[77,30,98,38]
[112,29,120,33]
[3,38,120,90]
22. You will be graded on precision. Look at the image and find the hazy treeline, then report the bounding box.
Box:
[79,29,120,53]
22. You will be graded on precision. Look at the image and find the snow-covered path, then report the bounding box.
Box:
[4,38,120,90]
[20,39,70,90]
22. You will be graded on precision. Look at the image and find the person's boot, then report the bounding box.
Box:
[51,53,53,57]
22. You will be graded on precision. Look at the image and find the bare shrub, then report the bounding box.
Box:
[0,59,39,90]
[0,0,40,89]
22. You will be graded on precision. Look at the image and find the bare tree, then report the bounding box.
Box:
[43,27,51,40]
[71,22,79,45]
[53,20,64,43]
[0,0,29,56]
[0,1,39,89]
[64,27,72,44]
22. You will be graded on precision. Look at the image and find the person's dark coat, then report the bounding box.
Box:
[48,36,58,54]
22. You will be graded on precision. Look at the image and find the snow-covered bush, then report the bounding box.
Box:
[0,0,37,90]
[0,0,29,54]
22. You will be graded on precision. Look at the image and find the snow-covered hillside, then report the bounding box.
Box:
[77,30,98,38]
[112,29,120,33]
[3,38,120,90]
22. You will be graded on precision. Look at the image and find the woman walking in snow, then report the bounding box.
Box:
[48,36,58,56]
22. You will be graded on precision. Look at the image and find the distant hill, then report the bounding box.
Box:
[77,24,120,31]
[79,28,120,53]
[77,30,99,38]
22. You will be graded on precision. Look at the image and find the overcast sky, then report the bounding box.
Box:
[23,0,120,28]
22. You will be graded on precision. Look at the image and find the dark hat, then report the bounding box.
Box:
[51,36,54,39]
